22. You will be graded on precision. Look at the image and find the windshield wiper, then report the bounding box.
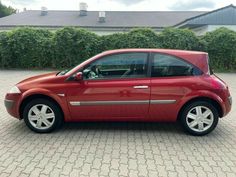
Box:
[57,69,69,76]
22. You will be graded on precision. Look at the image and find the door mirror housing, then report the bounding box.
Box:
[74,72,83,81]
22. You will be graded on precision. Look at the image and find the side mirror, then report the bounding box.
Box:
[74,72,83,81]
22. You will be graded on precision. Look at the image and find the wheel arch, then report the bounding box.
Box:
[19,94,64,120]
[177,96,223,121]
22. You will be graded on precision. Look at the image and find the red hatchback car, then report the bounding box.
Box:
[5,49,232,135]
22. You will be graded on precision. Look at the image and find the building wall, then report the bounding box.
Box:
[208,25,236,32]
[90,27,162,35]
[0,26,163,35]
[192,26,209,36]
[192,25,236,36]
[1,25,235,36]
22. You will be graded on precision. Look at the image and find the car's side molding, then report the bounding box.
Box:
[70,100,176,106]
[150,100,176,104]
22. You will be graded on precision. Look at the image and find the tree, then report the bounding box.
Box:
[0,1,16,18]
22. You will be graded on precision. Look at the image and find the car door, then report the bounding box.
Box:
[149,52,203,121]
[66,52,151,121]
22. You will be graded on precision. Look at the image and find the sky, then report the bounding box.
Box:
[1,0,236,11]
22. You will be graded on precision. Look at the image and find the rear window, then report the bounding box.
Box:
[151,53,203,77]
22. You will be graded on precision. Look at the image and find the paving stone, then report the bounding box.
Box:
[0,71,236,176]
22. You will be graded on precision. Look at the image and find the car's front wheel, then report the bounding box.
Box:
[23,98,63,133]
[180,101,219,136]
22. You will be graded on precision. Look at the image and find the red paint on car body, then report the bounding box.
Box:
[5,49,231,123]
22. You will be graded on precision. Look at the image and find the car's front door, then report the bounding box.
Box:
[66,52,151,121]
[149,52,203,121]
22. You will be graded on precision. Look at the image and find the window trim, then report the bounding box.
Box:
[81,52,151,81]
[149,52,203,78]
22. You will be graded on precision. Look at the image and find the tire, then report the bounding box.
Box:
[180,101,219,136]
[23,98,63,133]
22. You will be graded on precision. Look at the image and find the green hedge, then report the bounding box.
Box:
[159,28,205,51]
[202,28,236,71]
[0,28,53,68]
[53,27,101,68]
[0,27,236,71]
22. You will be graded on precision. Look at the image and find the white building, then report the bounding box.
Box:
[0,4,235,35]
[176,5,236,35]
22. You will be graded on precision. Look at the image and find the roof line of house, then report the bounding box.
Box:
[21,10,207,13]
[175,4,236,27]
[0,25,164,29]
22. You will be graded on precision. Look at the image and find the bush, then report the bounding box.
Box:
[0,28,53,68]
[0,32,11,68]
[202,27,236,71]
[126,28,161,48]
[0,27,236,71]
[159,28,204,51]
[101,28,160,50]
[100,33,129,50]
[53,27,101,68]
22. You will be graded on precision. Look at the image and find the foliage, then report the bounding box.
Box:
[101,28,160,50]
[53,27,101,68]
[202,27,236,71]
[126,28,161,48]
[159,28,204,51]
[100,33,129,50]
[0,32,11,68]
[0,1,16,18]
[0,28,53,68]
[0,27,235,71]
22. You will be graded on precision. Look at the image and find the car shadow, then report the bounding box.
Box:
[60,121,184,134]
[3,118,185,136]
[7,119,223,139]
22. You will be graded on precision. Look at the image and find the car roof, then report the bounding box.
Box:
[102,48,207,55]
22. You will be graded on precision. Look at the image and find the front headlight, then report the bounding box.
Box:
[8,86,21,94]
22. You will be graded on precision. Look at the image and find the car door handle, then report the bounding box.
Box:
[133,85,149,89]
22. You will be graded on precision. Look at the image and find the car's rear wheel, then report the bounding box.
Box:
[180,101,219,136]
[23,98,63,133]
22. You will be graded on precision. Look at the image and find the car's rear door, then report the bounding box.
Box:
[66,52,151,121]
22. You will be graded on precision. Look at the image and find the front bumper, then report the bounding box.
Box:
[4,93,21,119]
[4,99,14,109]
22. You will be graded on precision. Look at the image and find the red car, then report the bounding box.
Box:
[4,49,232,135]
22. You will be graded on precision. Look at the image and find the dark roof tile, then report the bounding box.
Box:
[0,10,207,28]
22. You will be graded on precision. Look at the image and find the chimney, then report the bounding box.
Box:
[79,2,88,16]
[98,11,106,23]
[41,6,48,16]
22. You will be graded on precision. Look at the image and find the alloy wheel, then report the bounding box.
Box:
[186,106,214,133]
[28,104,55,130]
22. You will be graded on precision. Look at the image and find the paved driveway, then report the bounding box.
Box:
[0,70,236,177]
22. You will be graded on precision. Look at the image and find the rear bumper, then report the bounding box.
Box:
[228,96,232,106]
[221,96,232,117]
[225,96,232,115]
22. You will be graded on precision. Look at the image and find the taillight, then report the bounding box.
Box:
[228,96,232,105]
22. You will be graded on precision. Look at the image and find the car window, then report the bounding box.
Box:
[83,52,148,80]
[151,53,202,77]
